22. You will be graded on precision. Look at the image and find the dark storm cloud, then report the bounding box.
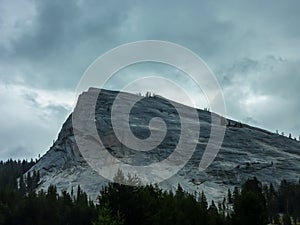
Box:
[0,0,132,88]
[0,0,300,159]
[10,0,129,59]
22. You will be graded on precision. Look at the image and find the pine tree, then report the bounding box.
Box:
[208,200,218,215]
[113,169,126,184]
[233,187,240,203]
[233,178,268,225]
[94,204,124,225]
[19,175,26,194]
[228,189,233,204]
[26,172,33,192]
[200,191,208,210]
[283,214,292,225]
[176,184,184,199]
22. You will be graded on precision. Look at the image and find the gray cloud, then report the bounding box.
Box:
[0,83,73,159]
[0,0,300,159]
[221,55,300,136]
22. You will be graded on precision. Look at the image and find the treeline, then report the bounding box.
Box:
[95,176,300,225]
[0,159,35,191]
[265,180,300,224]
[1,160,300,225]
[0,184,97,225]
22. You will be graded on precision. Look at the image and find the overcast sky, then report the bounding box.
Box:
[1,0,300,160]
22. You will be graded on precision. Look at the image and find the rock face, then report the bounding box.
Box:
[28,88,300,203]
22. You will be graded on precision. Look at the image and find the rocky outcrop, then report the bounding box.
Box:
[28,88,300,203]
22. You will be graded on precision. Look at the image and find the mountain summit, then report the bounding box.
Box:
[27,88,300,202]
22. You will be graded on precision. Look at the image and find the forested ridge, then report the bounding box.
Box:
[0,159,299,225]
